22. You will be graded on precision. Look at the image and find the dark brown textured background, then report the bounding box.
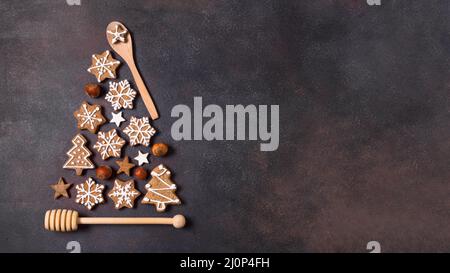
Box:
[0,0,449,252]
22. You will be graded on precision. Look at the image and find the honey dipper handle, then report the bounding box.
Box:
[79,217,170,225]
[78,215,186,228]
[128,61,159,120]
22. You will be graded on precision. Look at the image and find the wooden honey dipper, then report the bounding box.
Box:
[44,209,186,232]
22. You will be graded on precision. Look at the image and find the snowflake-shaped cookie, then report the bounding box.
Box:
[93,129,126,160]
[87,50,121,82]
[105,80,137,111]
[75,177,105,210]
[108,179,141,209]
[123,117,156,147]
[73,102,106,133]
[107,24,127,44]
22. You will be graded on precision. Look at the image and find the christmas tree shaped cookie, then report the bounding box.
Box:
[142,164,181,212]
[63,134,95,175]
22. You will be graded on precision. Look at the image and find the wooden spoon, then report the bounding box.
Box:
[106,21,159,120]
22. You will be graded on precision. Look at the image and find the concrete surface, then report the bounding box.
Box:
[0,0,449,252]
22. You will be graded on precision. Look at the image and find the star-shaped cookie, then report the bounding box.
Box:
[134,150,149,166]
[50,177,72,199]
[115,156,135,176]
[108,179,141,209]
[107,24,127,44]
[74,101,106,133]
[87,50,121,82]
[110,111,126,127]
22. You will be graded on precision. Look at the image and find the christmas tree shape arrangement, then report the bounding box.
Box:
[142,164,181,212]
[63,134,95,176]
[56,22,184,218]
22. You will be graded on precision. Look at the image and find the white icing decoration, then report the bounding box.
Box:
[75,177,104,210]
[144,165,179,210]
[87,50,120,82]
[93,129,126,160]
[123,116,156,146]
[63,134,94,170]
[108,180,140,209]
[110,111,126,127]
[107,25,127,44]
[77,103,103,131]
[105,80,137,110]
[133,150,149,166]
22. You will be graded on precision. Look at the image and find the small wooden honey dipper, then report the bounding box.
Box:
[44,209,186,232]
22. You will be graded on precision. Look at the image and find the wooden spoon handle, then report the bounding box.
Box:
[128,61,159,120]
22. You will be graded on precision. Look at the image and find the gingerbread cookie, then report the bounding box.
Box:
[93,129,126,160]
[108,179,141,209]
[123,116,156,146]
[50,177,72,199]
[116,156,135,176]
[107,24,127,44]
[142,164,181,212]
[105,80,137,111]
[75,177,105,210]
[74,101,106,133]
[63,134,95,175]
[87,50,120,82]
